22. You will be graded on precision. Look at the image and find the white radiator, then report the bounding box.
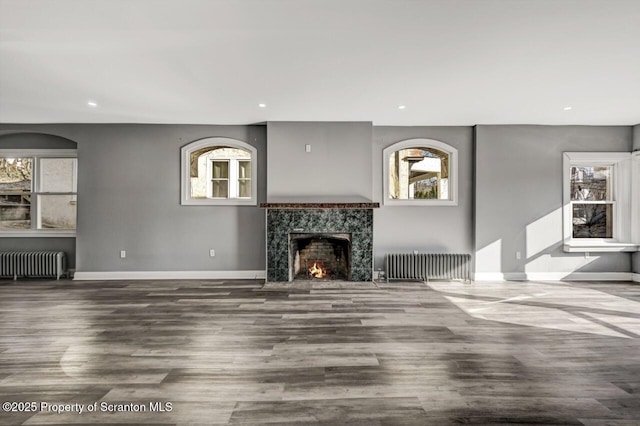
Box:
[0,251,66,280]
[385,253,471,283]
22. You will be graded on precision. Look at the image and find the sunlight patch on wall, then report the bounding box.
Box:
[525,207,562,259]
[524,253,597,274]
[475,239,501,273]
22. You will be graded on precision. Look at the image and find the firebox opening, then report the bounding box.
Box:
[289,233,352,281]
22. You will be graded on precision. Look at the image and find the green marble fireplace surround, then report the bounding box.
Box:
[264,205,376,282]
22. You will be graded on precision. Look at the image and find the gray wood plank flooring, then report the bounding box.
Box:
[0,279,639,425]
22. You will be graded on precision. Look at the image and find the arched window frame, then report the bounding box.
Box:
[181,137,257,206]
[383,138,458,206]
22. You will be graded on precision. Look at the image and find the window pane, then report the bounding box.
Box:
[572,203,613,238]
[212,180,229,198]
[389,148,449,200]
[570,166,611,201]
[190,178,207,199]
[212,161,229,179]
[40,158,76,192]
[0,194,31,229]
[0,158,32,192]
[238,160,251,179]
[238,180,251,198]
[38,195,76,229]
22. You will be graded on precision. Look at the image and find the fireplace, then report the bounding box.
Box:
[289,233,351,281]
[261,202,379,282]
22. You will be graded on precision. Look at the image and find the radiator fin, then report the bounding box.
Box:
[385,253,471,282]
[0,251,66,280]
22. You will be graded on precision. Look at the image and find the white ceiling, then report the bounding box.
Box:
[1,0,639,126]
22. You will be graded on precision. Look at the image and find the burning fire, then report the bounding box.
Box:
[309,262,327,279]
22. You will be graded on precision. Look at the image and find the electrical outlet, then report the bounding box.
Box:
[120,250,126,259]
[209,249,215,257]
[516,251,522,260]
[305,144,311,153]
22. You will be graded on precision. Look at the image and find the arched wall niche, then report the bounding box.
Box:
[0,131,78,270]
[0,132,78,149]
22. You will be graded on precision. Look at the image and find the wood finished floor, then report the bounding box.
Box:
[0,279,639,425]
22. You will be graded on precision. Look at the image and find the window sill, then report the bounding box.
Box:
[181,199,257,206]
[563,242,639,252]
[383,199,458,207]
[0,231,76,238]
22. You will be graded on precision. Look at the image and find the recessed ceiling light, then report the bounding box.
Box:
[87,101,98,108]
[258,103,267,108]
[563,106,572,111]
[398,105,406,110]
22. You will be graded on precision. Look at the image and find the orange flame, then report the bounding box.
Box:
[309,262,326,279]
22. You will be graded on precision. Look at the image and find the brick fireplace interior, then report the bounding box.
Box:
[289,233,351,281]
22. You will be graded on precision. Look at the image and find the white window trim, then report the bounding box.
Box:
[207,159,229,198]
[0,149,77,238]
[180,137,257,206]
[236,159,252,198]
[632,151,640,246]
[207,158,252,199]
[383,138,458,206]
[562,152,637,252]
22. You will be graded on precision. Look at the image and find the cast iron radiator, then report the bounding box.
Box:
[0,251,66,280]
[385,253,471,282]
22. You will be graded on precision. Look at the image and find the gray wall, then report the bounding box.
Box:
[634,125,639,274]
[372,126,474,270]
[0,132,78,149]
[475,125,633,276]
[0,132,78,268]
[0,124,267,273]
[2,122,637,277]
[267,122,373,201]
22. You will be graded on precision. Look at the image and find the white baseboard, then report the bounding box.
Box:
[73,270,637,283]
[73,270,266,281]
[473,273,509,281]
[474,272,634,282]
[530,272,633,281]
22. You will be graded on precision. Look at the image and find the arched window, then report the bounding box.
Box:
[383,138,458,206]
[181,137,257,206]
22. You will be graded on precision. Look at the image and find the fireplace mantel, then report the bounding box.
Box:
[260,202,379,209]
[261,196,379,210]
